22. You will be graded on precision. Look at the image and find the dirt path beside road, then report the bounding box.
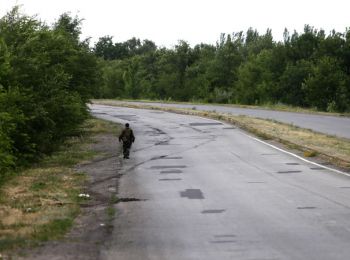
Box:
[18,133,122,260]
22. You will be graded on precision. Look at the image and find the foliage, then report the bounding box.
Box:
[95,25,350,112]
[0,7,99,179]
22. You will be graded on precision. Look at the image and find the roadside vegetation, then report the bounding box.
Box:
[94,100,350,170]
[0,7,100,185]
[0,118,118,254]
[94,27,350,114]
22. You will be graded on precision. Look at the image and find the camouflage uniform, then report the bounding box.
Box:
[119,124,135,159]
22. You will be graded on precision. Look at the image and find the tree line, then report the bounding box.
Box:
[96,27,350,112]
[0,8,100,181]
[1,7,350,180]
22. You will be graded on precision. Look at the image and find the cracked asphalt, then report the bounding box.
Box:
[91,104,350,260]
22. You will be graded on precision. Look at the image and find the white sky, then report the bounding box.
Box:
[0,0,349,48]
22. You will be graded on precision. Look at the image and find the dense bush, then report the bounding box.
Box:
[0,7,99,181]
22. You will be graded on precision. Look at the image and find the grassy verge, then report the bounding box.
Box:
[0,118,119,254]
[93,100,350,170]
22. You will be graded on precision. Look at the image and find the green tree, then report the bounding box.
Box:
[303,56,349,111]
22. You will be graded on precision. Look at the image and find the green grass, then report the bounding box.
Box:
[33,218,75,241]
[0,118,121,255]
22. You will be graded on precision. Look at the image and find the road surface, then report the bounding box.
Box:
[121,101,350,139]
[91,104,350,260]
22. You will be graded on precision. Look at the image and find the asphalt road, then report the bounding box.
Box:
[91,104,350,260]
[122,101,350,139]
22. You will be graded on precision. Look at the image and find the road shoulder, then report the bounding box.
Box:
[2,120,122,260]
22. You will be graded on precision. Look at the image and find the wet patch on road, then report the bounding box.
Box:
[201,209,226,214]
[286,162,300,165]
[151,165,187,169]
[160,170,183,174]
[277,170,302,174]
[214,235,236,238]
[297,206,317,209]
[180,189,204,199]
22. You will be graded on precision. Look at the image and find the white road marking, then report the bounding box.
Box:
[195,114,350,177]
[243,133,350,177]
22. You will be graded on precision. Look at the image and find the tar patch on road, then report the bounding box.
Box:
[180,189,204,199]
[310,167,326,170]
[160,170,183,174]
[277,170,302,174]
[297,206,317,209]
[201,209,226,214]
[159,178,182,181]
[151,165,187,169]
[286,162,300,165]
[214,235,236,238]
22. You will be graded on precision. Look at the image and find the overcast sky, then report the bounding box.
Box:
[1,0,349,48]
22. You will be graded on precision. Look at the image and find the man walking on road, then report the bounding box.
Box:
[119,123,135,159]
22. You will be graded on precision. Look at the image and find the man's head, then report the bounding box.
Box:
[125,123,130,128]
